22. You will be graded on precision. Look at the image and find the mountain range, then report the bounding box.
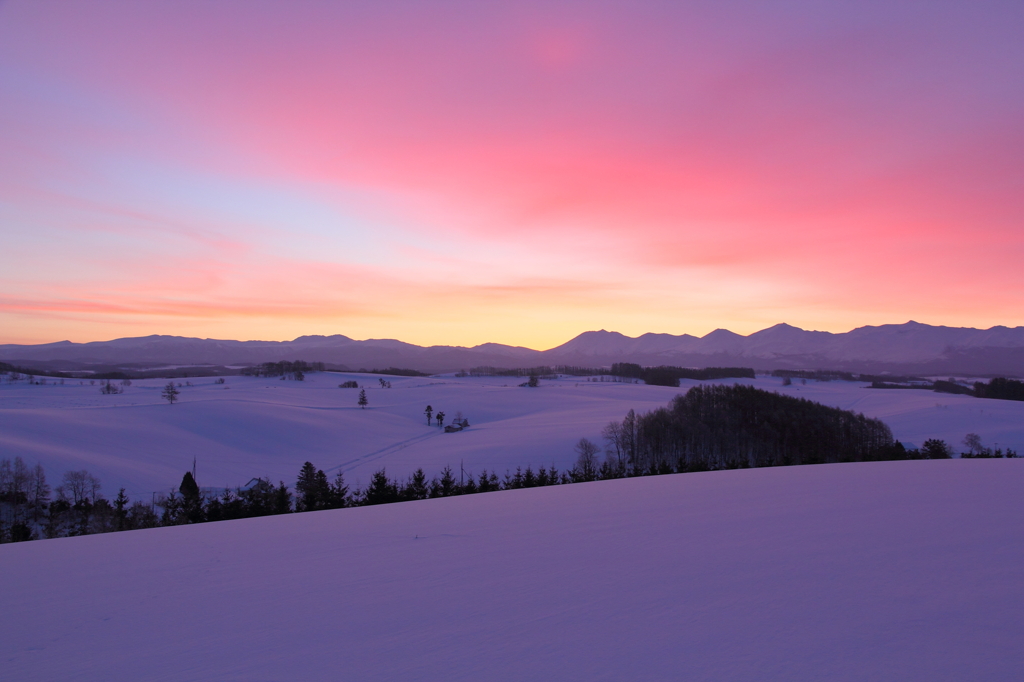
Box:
[2,321,1023,376]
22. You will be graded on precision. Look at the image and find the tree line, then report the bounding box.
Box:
[358,368,428,377]
[610,364,756,386]
[867,376,1024,401]
[974,377,1024,401]
[464,365,756,384]
[0,459,160,542]
[468,366,611,378]
[241,361,325,379]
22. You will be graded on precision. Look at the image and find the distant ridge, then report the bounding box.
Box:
[2,322,1023,376]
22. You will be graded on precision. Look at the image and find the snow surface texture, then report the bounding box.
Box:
[1,460,1021,681]
[2,373,1023,498]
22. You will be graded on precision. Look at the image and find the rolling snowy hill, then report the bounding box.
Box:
[2,460,1021,681]
[2,373,1022,500]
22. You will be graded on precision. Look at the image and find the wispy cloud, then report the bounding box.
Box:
[1,1,1022,346]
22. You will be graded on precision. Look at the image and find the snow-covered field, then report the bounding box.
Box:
[2,373,1023,498]
[1,459,1021,681]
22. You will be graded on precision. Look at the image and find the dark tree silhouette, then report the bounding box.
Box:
[364,469,399,505]
[358,389,368,409]
[168,471,204,524]
[179,471,200,499]
[329,471,349,508]
[425,405,433,424]
[974,377,1024,401]
[572,438,600,482]
[921,439,953,459]
[405,469,428,500]
[161,382,180,404]
[296,462,321,511]
[114,488,129,531]
[430,465,458,497]
[604,384,894,473]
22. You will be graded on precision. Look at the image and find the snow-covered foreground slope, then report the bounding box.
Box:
[2,460,1021,681]
[2,373,1024,498]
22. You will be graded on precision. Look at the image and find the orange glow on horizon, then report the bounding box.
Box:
[1,2,1022,348]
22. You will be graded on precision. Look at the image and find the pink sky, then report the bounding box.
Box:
[1,1,1022,348]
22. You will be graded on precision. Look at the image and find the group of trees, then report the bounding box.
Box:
[865,376,1024,402]
[0,458,159,542]
[596,384,908,474]
[0,444,579,543]
[5,372,67,385]
[471,365,607,378]
[610,364,756,387]
[424,405,446,426]
[464,365,756,386]
[241,361,325,380]
[469,366,566,378]
[423,405,469,429]
[147,459,589,529]
[162,474,292,525]
[359,367,427,377]
[974,377,1024,402]
[99,379,132,394]
[960,432,1018,458]
[2,362,71,381]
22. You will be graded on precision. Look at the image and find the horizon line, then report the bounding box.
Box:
[5,319,1024,352]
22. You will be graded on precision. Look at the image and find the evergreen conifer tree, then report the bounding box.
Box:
[364,469,397,505]
[406,468,428,500]
[179,471,200,499]
[114,488,129,531]
[434,465,457,496]
[329,471,349,508]
[274,482,292,514]
[358,389,368,409]
[161,382,180,404]
[296,462,320,511]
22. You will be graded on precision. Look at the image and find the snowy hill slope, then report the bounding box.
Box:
[2,460,1021,681]
[2,373,1023,499]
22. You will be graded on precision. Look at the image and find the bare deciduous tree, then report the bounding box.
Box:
[0,456,30,504]
[29,464,50,517]
[963,433,986,456]
[573,438,600,482]
[602,421,623,468]
[58,470,101,505]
